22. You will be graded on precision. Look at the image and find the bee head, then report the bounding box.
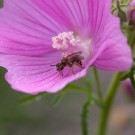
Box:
[56,63,65,71]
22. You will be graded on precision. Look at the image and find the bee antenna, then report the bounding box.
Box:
[50,65,56,66]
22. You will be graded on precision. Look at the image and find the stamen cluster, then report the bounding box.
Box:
[52,32,80,51]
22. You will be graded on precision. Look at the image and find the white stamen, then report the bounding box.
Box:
[52,31,91,58]
[52,32,80,51]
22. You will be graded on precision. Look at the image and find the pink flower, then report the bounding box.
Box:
[0,0,132,94]
[131,0,135,5]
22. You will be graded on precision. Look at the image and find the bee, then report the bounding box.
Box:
[51,52,84,76]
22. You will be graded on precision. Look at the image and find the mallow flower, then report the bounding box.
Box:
[0,0,132,94]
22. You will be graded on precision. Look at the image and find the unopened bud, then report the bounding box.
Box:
[123,79,135,100]
[128,0,135,25]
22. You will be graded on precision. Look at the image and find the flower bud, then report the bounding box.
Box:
[128,1,135,25]
[123,79,135,100]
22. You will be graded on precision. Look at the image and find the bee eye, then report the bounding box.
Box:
[56,63,61,67]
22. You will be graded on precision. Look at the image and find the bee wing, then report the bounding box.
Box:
[67,51,82,59]
[76,55,84,60]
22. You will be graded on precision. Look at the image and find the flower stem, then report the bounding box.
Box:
[97,72,123,135]
[93,67,103,100]
[81,96,91,135]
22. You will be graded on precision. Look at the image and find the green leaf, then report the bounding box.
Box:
[126,26,135,49]
[20,92,48,104]
[51,83,86,107]
[120,72,130,81]
[112,3,116,12]
[80,78,92,89]
[121,0,131,5]
[51,92,65,107]
[62,83,84,93]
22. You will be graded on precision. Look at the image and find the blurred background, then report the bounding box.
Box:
[1,66,135,135]
[0,0,135,135]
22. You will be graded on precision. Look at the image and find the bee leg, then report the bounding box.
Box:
[59,71,63,76]
[71,66,75,74]
[61,71,63,76]
[75,63,84,69]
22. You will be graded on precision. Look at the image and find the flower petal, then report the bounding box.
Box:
[32,0,89,35]
[32,0,112,37]
[93,17,132,71]
[0,0,65,56]
[131,0,135,5]
[0,53,88,94]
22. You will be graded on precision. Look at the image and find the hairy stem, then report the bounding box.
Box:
[81,96,91,135]
[97,72,122,135]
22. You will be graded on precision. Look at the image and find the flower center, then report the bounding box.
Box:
[52,31,91,57]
